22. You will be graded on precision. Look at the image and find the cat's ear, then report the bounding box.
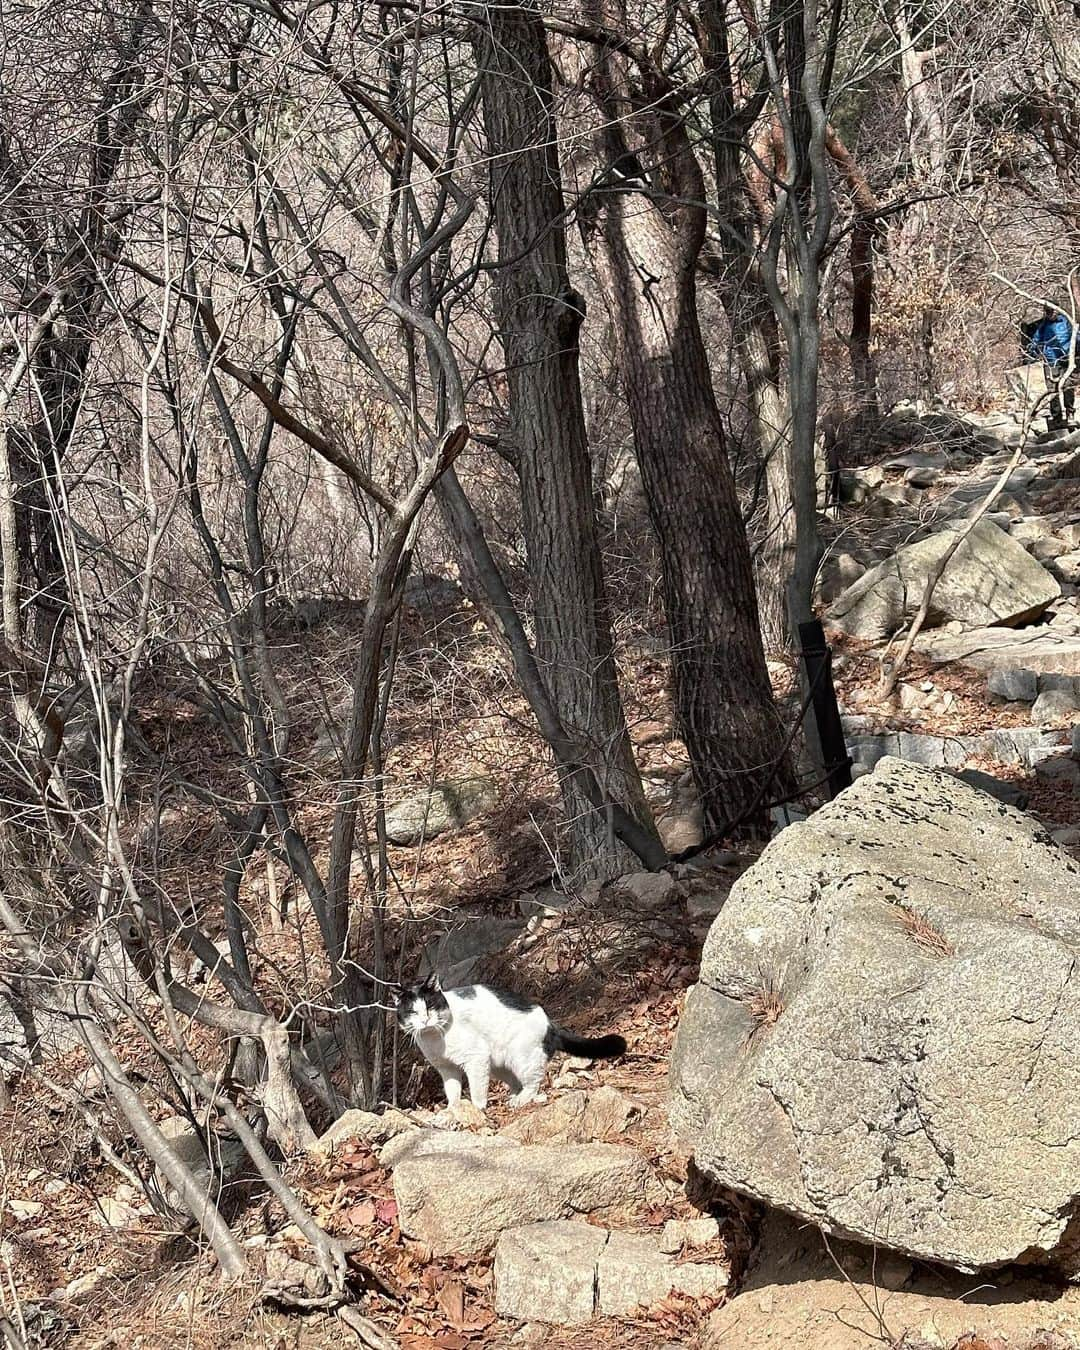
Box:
[421,971,442,993]
[386,985,403,1008]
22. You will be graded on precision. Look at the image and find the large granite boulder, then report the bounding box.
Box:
[670,757,1080,1277]
[826,519,1060,639]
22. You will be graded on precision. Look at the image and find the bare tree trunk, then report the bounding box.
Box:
[692,0,795,653]
[825,125,882,419]
[473,1,659,879]
[577,22,792,836]
[755,0,836,642]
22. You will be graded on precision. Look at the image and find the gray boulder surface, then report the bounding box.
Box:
[1031,687,1080,726]
[494,1220,729,1324]
[826,519,1059,639]
[390,1132,660,1255]
[384,775,497,845]
[670,757,1080,1276]
[987,666,1039,702]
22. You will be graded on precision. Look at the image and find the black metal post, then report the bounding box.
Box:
[798,619,853,799]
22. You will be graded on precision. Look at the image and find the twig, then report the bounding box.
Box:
[338,1306,400,1350]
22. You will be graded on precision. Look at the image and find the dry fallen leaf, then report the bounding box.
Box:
[436,1278,466,1329]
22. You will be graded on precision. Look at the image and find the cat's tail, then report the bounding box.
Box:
[549,1027,627,1059]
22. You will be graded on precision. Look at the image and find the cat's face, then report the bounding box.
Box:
[394,976,450,1036]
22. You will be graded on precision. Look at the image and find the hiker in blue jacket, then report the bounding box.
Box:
[1022,304,1076,429]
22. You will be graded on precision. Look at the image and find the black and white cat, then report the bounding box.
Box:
[391,974,626,1109]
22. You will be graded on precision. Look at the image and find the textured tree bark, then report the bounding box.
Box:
[692,0,795,653]
[474,2,659,877]
[579,55,792,835]
[825,125,881,419]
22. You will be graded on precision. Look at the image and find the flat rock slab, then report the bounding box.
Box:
[848,727,1064,773]
[826,519,1059,639]
[494,1220,729,1325]
[917,625,1080,675]
[671,757,1080,1277]
[390,1134,661,1255]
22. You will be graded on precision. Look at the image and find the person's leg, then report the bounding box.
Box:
[1048,363,1066,426]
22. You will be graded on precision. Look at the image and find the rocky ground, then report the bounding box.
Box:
[9,400,1080,1348]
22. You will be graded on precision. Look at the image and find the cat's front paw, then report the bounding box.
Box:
[450,1100,487,1127]
[508,1090,547,1108]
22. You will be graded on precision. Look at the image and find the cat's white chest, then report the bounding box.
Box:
[415,1027,448,1059]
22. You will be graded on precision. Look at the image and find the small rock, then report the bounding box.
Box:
[1040,673,1080,695]
[656,801,705,854]
[770,804,808,833]
[1052,826,1080,846]
[687,892,726,920]
[314,1107,418,1155]
[898,682,928,712]
[903,465,940,487]
[987,667,1038,703]
[403,572,462,610]
[385,776,498,846]
[884,450,949,472]
[51,1269,106,1301]
[154,1116,245,1212]
[1052,551,1080,584]
[93,1195,142,1229]
[518,890,573,920]
[1034,753,1080,789]
[423,915,526,986]
[867,482,920,514]
[876,1255,914,1291]
[499,1087,640,1145]
[596,1230,729,1316]
[659,1217,721,1254]
[495,1220,607,1324]
[1031,688,1080,727]
[7,1199,43,1221]
[1037,539,1070,564]
[264,1248,330,1299]
[449,1100,488,1129]
[619,871,677,908]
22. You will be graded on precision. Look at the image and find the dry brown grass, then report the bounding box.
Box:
[893,903,955,957]
[742,974,785,1039]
